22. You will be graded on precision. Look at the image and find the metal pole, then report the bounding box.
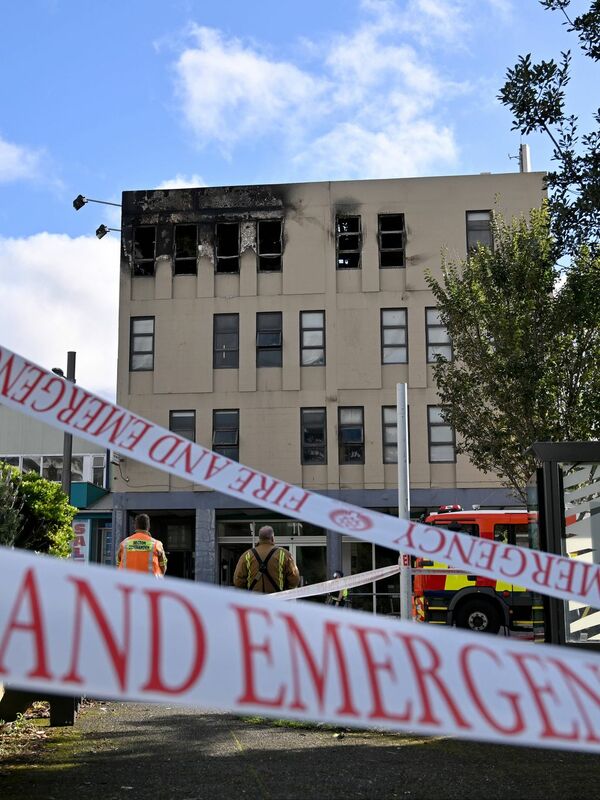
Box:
[397,383,412,620]
[61,351,76,500]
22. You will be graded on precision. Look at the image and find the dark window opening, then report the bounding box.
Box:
[216,222,240,273]
[338,407,365,464]
[301,408,327,464]
[213,314,239,369]
[174,225,198,275]
[170,410,195,442]
[213,410,239,461]
[378,214,405,268]
[129,316,155,371]
[466,210,492,252]
[256,312,282,367]
[133,226,156,276]
[336,215,361,269]
[257,220,282,272]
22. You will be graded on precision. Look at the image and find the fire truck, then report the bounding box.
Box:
[412,506,540,635]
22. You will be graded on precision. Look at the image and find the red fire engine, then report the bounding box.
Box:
[412,506,540,635]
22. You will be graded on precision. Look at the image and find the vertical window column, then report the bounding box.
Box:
[213,314,239,369]
[256,312,283,367]
[378,214,405,268]
[257,220,283,271]
[301,408,327,464]
[466,210,492,252]
[338,407,365,464]
[213,410,239,461]
[336,215,362,269]
[428,406,455,463]
[426,308,452,362]
[174,224,198,275]
[133,226,156,276]
[300,311,325,366]
[215,222,240,272]
[170,410,196,442]
[130,317,155,371]
[381,309,408,364]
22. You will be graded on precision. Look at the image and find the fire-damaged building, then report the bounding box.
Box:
[111,172,545,613]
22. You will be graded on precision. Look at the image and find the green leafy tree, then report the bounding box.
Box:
[499,0,600,259]
[0,461,77,557]
[425,206,600,500]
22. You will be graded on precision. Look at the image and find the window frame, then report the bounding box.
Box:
[336,215,362,269]
[257,219,283,272]
[133,225,156,276]
[213,313,240,369]
[169,410,196,443]
[425,307,453,363]
[174,224,198,276]
[212,409,239,461]
[256,311,283,368]
[380,308,408,364]
[215,221,240,273]
[338,406,365,465]
[427,405,456,463]
[466,210,492,253]
[129,316,155,372]
[378,213,405,269]
[301,407,327,465]
[300,310,326,367]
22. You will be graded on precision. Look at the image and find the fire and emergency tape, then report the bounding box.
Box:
[276,564,401,601]
[0,344,599,609]
[1,546,599,753]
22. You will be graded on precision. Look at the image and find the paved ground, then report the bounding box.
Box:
[1,701,599,800]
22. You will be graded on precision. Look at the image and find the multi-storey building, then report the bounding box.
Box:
[113,173,544,611]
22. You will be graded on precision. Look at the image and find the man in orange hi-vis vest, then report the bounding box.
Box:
[116,513,167,577]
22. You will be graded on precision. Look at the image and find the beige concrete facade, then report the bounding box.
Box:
[115,173,544,496]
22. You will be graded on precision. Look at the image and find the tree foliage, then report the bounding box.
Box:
[425,206,600,500]
[0,462,77,557]
[498,0,600,259]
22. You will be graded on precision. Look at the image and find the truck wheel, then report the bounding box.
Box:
[454,598,501,634]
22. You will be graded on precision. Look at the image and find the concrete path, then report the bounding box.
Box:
[1,701,599,800]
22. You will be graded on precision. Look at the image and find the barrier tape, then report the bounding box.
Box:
[1,344,599,608]
[1,547,599,753]
[276,564,401,601]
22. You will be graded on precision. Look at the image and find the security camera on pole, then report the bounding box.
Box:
[397,383,412,620]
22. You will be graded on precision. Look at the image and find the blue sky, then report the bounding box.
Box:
[0,0,595,397]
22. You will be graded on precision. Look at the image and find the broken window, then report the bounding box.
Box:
[257,219,282,271]
[336,216,361,269]
[133,226,156,276]
[378,214,405,268]
[174,225,198,275]
[213,409,239,461]
[256,312,282,367]
[215,222,240,273]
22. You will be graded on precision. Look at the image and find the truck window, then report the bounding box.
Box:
[433,521,479,537]
[494,523,530,547]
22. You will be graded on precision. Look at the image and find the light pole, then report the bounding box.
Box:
[52,352,76,500]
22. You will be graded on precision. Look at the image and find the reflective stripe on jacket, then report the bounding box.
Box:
[233,543,300,594]
[117,532,166,576]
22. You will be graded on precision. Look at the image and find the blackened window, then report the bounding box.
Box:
[215,222,240,273]
[381,309,408,364]
[213,410,239,461]
[174,225,197,275]
[133,226,156,276]
[257,220,282,271]
[300,311,325,366]
[129,317,154,371]
[301,408,327,464]
[336,215,361,269]
[170,410,195,442]
[256,312,282,367]
[378,214,405,268]
[213,314,239,369]
[426,308,452,363]
[466,211,492,252]
[428,406,455,463]
[338,407,365,464]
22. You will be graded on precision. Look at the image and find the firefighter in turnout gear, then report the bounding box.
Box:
[117,513,167,577]
[233,525,300,593]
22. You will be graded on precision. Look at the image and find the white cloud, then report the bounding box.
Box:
[174,26,327,152]
[155,173,206,189]
[0,134,43,183]
[171,1,470,179]
[0,233,119,400]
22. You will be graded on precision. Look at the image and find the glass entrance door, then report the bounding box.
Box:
[293,543,327,600]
